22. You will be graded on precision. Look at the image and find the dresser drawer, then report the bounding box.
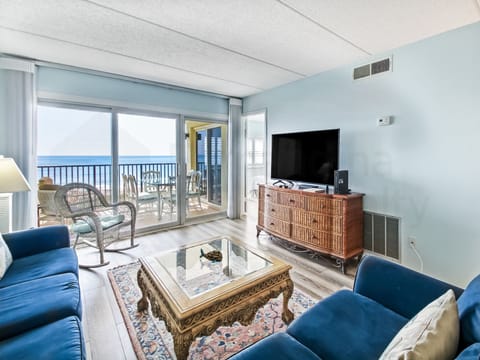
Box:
[265,203,290,221]
[305,197,333,214]
[264,216,290,237]
[292,226,332,251]
[331,199,344,216]
[277,192,305,208]
[332,216,343,234]
[264,187,278,203]
[292,209,332,231]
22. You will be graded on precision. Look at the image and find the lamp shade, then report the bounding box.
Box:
[0,156,31,193]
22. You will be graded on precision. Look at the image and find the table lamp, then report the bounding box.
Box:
[0,156,32,233]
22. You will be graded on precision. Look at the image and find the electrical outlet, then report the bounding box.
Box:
[408,236,416,247]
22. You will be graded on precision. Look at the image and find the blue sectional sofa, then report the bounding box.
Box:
[231,255,480,360]
[0,226,85,359]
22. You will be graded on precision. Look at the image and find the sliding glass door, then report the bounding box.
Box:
[118,113,179,229]
[37,107,112,186]
[38,104,228,231]
[184,119,227,221]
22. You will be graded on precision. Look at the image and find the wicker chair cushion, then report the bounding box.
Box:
[71,214,125,234]
[137,192,157,201]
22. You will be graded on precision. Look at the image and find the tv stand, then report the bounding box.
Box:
[256,185,364,273]
[272,179,294,188]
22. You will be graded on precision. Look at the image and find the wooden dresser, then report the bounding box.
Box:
[257,184,364,273]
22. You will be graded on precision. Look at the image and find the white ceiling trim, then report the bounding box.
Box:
[275,0,372,55]
[0,57,35,73]
[38,90,229,121]
[84,0,306,77]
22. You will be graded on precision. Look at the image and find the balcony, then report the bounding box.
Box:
[37,161,220,229]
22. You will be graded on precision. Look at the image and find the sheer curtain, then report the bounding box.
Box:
[0,58,37,230]
[227,98,242,219]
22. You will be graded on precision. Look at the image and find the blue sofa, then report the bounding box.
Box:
[0,226,85,359]
[231,255,480,360]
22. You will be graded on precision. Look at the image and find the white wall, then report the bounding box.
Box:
[244,21,480,287]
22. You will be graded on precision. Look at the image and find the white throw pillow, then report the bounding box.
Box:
[380,289,459,360]
[0,233,13,279]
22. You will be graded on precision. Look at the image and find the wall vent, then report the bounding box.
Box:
[353,57,391,80]
[363,211,400,260]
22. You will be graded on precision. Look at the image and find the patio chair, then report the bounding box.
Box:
[128,175,160,214]
[37,185,63,225]
[122,174,132,201]
[186,170,202,210]
[141,171,162,194]
[54,183,137,268]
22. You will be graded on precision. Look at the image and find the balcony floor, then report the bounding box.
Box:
[38,195,223,231]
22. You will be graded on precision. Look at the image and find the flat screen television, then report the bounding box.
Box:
[271,129,339,185]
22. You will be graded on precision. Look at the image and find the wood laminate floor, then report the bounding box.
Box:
[78,211,356,360]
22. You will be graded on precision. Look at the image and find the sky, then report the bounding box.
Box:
[37,105,176,156]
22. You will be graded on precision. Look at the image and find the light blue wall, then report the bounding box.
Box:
[244,21,480,287]
[37,67,229,117]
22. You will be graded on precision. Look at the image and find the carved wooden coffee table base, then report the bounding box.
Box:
[136,245,294,360]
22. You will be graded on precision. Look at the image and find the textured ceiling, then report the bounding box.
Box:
[0,0,479,97]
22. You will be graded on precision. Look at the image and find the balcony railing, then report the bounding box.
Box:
[37,162,206,198]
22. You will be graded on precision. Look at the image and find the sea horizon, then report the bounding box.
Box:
[37,155,183,166]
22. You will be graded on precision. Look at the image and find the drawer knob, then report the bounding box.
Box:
[289,199,295,203]
[266,194,271,197]
[271,208,275,212]
[312,219,318,223]
[270,222,275,226]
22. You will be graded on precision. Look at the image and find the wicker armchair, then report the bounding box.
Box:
[54,183,137,268]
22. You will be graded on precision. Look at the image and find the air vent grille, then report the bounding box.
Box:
[363,211,400,260]
[371,58,390,75]
[353,57,391,80]
[353,64,370,80]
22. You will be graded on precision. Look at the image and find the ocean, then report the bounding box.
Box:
[37,155,178,166]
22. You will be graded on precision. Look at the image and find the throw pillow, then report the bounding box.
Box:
[0,233,13,279]
[379,289,459,360]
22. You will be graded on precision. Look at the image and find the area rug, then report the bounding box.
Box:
[108,262,317,360]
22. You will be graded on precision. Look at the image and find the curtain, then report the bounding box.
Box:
[0,58,37,230]
[227,98,242,219]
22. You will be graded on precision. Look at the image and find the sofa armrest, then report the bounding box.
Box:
[353,255,463,319]
[3,225,70,260]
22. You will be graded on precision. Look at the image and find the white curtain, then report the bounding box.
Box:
[0,58,37,230]
[227,98,243,219]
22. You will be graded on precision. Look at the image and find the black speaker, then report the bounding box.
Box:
[334,170,349,194]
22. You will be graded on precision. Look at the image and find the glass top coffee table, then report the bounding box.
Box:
[137,235,294,360]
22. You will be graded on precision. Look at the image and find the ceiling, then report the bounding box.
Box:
[1,0,479,98]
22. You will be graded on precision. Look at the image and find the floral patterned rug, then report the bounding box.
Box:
[108,262,317,360]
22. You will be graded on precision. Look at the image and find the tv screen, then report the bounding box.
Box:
[271,129,339,185]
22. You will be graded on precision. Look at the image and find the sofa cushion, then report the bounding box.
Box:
[0,316,85,360]
[0,247,78,288]
[287,290,408,360]
[458,274,480,345]
[0,272,81,340]
[456,343,480,359]
[229,332,322,360]
[379,289,459,360]
[0,234,13,279]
